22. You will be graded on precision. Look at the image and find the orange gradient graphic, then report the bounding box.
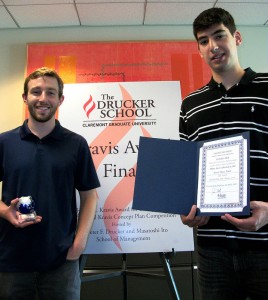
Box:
[89,85,152,250]
[103,126,151,250]
[90,84,135,170]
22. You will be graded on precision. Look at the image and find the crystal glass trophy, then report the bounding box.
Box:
[17,196,37,223]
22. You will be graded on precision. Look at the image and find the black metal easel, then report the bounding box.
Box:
[79,251,180,300]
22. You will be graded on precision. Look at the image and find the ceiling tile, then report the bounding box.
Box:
[145,2,213,25]
[77,3,145,26]
[146,0,214,2]
[7,4,79,28]
[0,0,267,29]
[215,3,268,25]
[76,0,144,2]
[2,0,74,4]
[0,6,17,28]
[218,0,268,2]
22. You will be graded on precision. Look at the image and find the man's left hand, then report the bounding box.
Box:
[221,201,268,231]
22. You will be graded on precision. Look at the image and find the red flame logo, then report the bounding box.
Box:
[83,95,96,118]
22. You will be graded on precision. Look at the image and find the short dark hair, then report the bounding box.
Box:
[193,7,237,40]
[23,67,64,97]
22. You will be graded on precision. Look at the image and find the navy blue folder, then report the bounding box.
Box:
[132,133,250,216]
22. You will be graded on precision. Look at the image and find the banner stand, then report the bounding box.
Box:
[79,251,180,300]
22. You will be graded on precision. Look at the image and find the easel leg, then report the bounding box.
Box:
[159,252,180,300]
[122,254,128,300]
[79,252,180,300]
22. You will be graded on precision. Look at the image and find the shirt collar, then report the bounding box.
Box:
[20,119,64,141]
[208,67,257,90]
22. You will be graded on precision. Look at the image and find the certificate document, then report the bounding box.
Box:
[133,132,250,216]
[197,135,248,214]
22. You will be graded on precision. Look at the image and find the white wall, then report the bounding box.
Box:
[0,25,267,133]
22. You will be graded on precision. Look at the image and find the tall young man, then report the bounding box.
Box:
[180,7,268,300]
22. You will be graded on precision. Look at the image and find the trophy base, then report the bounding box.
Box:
[18,212,37,223]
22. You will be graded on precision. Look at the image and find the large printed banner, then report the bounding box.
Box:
[26,41,211,100]
[59,81,194,254]
[27,41,211,254]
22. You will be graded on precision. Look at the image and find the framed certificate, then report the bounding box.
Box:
[197,134,248,215]
[133,132,250,216]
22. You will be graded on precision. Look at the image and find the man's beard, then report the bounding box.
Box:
[28,104,58,123]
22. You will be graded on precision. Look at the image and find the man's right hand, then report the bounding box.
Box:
[0,198,42,228]
[180,205,210,228]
